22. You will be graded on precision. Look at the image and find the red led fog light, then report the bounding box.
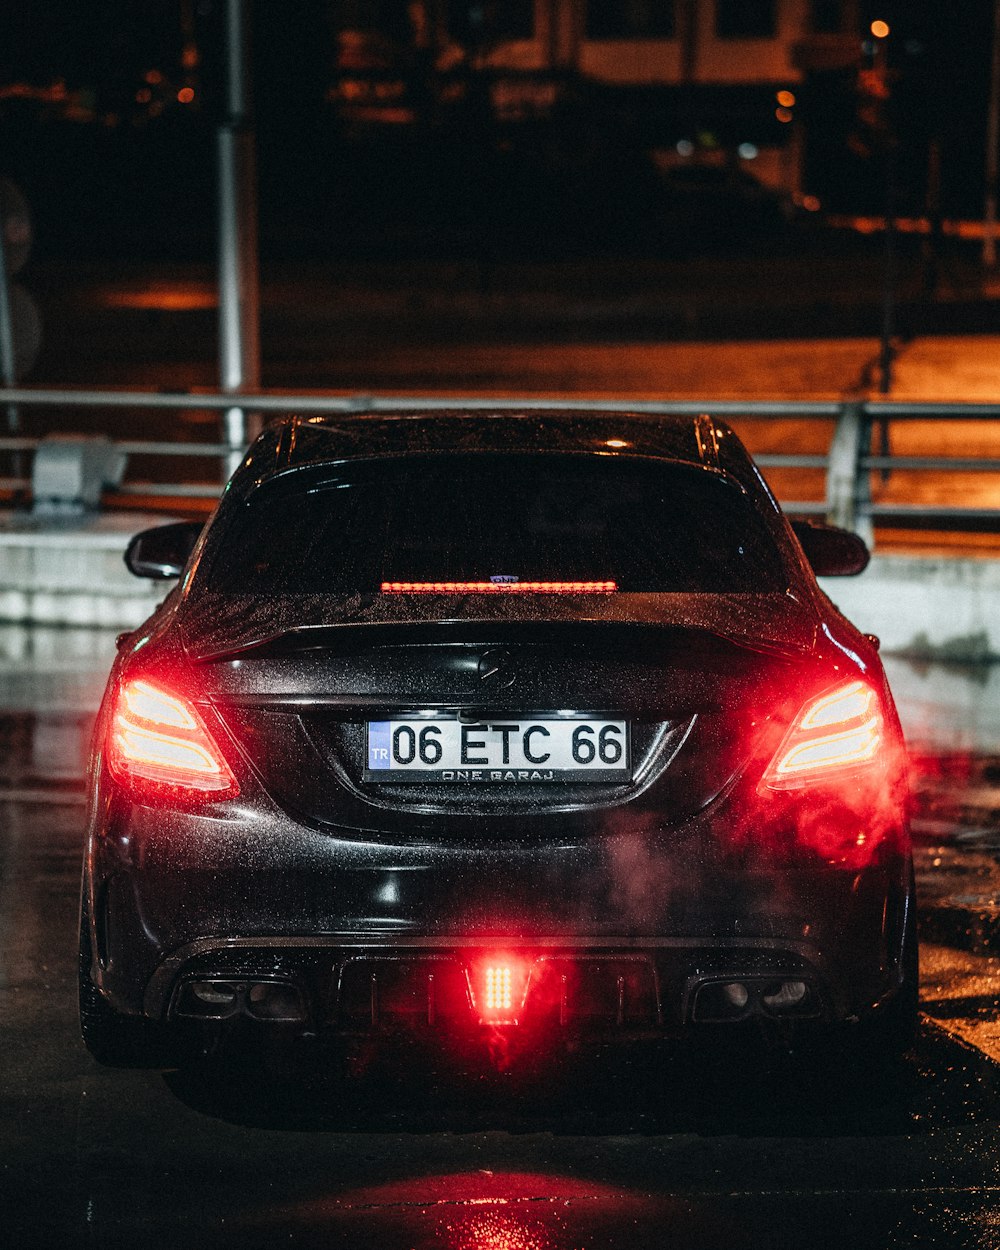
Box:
[472,958,529,1026]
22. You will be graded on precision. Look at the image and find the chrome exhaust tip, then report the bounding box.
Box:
[691,976,820,1023]
[172,978,307,1024]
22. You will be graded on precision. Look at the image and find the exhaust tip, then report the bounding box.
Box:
[246,981,307,1023]
[691,976,820,1023]
[762,980,808,1012]
[172,978,307,1024]
[174,979,243,1020]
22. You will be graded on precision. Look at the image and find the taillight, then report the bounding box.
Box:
[761,679,883,790]
[108,678,239,798]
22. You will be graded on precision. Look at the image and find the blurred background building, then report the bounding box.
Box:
[0,0,994,260]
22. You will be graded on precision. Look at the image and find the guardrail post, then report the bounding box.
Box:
[826,401,874,547]
[0,198,18,440]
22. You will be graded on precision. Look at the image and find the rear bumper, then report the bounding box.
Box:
[94,910,911,1042]
[148,935,846,1041]
[85,778,913,1035]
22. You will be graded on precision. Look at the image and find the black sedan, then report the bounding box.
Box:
[79,410,916,1070]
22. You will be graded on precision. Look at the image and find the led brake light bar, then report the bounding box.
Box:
[381,581,617,593]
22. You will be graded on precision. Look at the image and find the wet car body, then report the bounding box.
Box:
[80,410,915,1066]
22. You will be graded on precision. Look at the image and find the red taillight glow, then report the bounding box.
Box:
[109,678,238,798]
[380,581,617,594]
[762,679,883,789]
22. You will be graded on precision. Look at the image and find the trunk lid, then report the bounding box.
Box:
[185,596,818,838]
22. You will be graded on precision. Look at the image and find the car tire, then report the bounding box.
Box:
[78,889,176,1069]
[842,871,919,1067]
[867,897,920,1058]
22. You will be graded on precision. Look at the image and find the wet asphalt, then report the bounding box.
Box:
[4,637,1000,1249]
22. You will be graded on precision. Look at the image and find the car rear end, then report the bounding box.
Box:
[82,420,913,1064]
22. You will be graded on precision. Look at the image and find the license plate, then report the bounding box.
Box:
[364,717,629,783]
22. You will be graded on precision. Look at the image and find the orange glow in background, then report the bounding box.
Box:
[99,281,217,311]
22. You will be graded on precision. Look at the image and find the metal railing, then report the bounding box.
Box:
[1,386,999,545]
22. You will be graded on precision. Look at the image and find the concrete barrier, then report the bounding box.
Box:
[1,512,999,663]
[819,556,1000,662]
[0,512,171,629]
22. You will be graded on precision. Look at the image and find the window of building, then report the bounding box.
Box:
[809,0,843,33]
[586,1,676,40]
[446,0,535,44]
[715,0,776,38]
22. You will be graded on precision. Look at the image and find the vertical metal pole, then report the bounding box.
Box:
[546,0,559,67]
[876,163,896,486]
[0,215,18,434]
[218,0,261,479]
[826,401,874,548]
[921,133,942,297]
[877,33,895,400]
[984,0,1000,267]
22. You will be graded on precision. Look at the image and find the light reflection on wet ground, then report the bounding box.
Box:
[4,630,1000,1247]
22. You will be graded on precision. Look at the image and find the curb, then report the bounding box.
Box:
[918,903,1000,957]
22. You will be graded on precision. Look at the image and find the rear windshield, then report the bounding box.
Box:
[196,454,788,595]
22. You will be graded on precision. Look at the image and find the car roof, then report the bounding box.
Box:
[237,409,757,488]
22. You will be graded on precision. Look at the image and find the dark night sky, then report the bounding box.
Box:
[2,2,189,90]
[0,1,331,109]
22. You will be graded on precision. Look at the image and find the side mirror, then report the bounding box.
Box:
[790,518,870,577]
[124,520,204,580]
